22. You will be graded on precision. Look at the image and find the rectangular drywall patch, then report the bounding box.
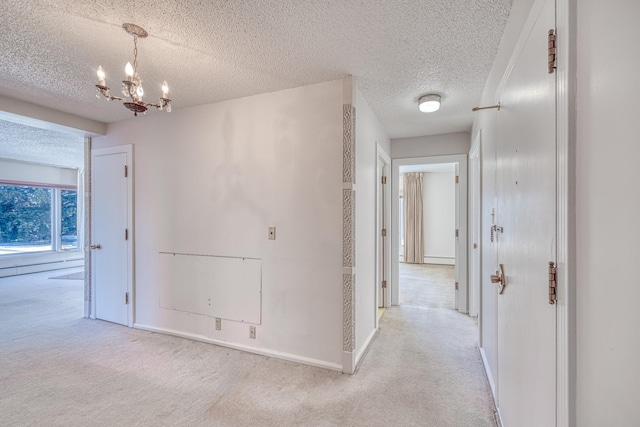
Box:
[159,252,262,325]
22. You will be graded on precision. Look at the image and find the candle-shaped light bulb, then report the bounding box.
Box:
[136,84,144,97]
[96,66,106,86]
[161,81,169,98]
[125,62,134,80]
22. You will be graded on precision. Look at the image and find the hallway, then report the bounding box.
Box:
[0,269,496,426]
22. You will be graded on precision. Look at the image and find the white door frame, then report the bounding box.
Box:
[555,0,573,424]
[90,144,135,327]
[469,133,482,319]
[391,154,468,312]
[375,145,392,321]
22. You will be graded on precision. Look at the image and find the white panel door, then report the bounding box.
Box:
[92,149,130,326]
[496,0,556,425]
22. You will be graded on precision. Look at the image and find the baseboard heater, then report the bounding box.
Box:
[0,257,84,277]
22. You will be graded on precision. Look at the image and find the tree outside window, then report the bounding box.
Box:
[0,184,78,255]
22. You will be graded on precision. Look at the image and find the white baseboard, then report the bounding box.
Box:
[342,351,355,374]
[355,327,378,368]
[133,323,343,372]
[480,347,502,426]
[424,256,455,265]
[0,257,84,278]
[480,347,498,408]
[496,408,504,427]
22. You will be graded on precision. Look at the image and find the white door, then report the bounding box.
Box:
[495,0,556,425]
[91,146,132,326]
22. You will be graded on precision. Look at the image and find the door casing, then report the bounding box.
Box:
[469,133,482,319]
[376,145,392,319]
[90,144,134,327]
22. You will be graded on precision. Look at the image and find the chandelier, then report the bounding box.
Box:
[95,23,171,116]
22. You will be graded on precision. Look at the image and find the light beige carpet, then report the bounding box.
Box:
[399,263,456,309]
[0,269,496,426]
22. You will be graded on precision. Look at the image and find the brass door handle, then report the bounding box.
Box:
[90,244,102,250]
[491,264,506,294]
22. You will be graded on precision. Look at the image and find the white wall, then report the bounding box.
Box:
[576,1,640,425]
[354,86,390,364]
[423,172,455,263]
[93,79,345,370]
[391,132,470,159]
[0,95,106,137]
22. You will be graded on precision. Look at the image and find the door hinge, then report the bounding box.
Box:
[124,165,128,177]
[382,280,387,289]
[455,229,459,238]
[381,228,387,237]
[125,228,129,241]
[381,176,387,185]
[455,175,459,184]
[455,282,459,290]
[125,292,129,305]
[548,29,557,74]
[548,262,557,304]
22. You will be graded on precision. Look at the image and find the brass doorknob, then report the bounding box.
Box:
[491,264,506,294]
[90,244,102,250]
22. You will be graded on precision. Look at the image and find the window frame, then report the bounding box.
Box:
[0,180,80,257]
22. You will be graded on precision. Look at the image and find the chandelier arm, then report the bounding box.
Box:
[96,84,124,101]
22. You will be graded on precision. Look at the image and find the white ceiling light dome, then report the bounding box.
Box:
[418,94,441,113]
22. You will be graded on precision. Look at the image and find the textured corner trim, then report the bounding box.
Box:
[343,104,356,184]
[342,104,356,355]
[343,273,355,351]
[343,189,355,267]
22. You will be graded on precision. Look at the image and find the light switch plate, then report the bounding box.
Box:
[249,325,256,339]
[268,227,276,240]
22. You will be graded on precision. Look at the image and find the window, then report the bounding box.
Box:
[0,183,79,256]
[61,189,78,250]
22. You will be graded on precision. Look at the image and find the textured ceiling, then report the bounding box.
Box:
[0,119,84,168]
[0,0,513,139]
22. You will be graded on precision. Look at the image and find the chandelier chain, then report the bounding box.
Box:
[133,35,138,76]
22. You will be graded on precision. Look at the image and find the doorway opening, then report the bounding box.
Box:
[0,118,85,279]
[398,162,457,310]
[391,155,468,313]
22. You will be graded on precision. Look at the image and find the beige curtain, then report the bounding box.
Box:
[403,172,424,264]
